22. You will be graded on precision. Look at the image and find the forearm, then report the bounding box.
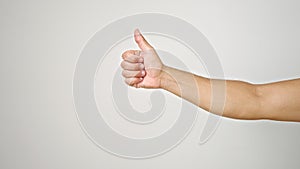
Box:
[159,65,210,111]
[159,65,262,120]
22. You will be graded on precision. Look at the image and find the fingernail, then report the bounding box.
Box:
[138,58,143,63]
[141,70,145,75]
[135,28,141,35]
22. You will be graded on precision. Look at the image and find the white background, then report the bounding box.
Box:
[1,0,300,168]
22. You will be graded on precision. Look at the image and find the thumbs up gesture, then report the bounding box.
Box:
[121,29,164,88]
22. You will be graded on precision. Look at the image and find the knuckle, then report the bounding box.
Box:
[121,70,127,77]
[122,50,130,59]
[120,61,128,69]
[120,61,125,68]
[134,50,140,56]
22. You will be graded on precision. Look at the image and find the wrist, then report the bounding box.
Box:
[158,65,171,89]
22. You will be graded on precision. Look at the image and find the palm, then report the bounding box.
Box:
[138,49,163,88]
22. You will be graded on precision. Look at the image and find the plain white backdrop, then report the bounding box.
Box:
[0,0,300,168]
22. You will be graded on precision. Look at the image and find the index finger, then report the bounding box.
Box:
[122,50,141,59]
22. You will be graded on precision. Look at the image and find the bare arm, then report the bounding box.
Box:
[120,29,300,122]
[159,66,300,121]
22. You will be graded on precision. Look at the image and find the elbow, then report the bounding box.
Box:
[235,84,264,120]
[251,84,267,119]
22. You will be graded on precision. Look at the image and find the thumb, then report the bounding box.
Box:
[134,29,153,51]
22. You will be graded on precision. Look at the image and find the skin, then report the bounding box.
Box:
[120,29,300,122]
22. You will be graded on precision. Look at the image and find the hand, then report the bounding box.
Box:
[121,29,164,88]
